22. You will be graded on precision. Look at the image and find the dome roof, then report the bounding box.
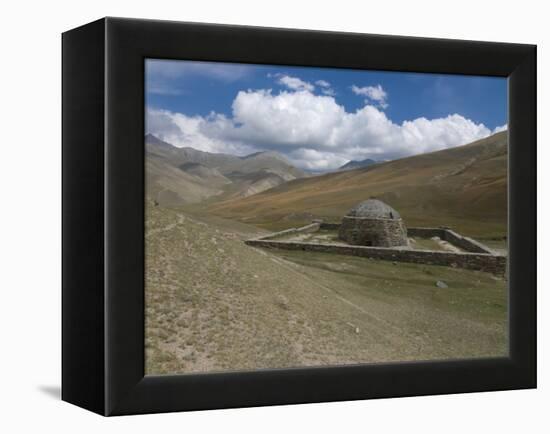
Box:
[346,199,401,220]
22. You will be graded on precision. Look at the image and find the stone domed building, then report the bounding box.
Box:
[338,199,408,247]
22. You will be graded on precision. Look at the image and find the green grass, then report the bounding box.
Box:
[145,203,508,375]
[275,250,507,324]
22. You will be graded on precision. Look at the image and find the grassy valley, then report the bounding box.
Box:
[209,132,508,239]
[145,132,509,374]
[142,62,510,376]
[145,202,507,375]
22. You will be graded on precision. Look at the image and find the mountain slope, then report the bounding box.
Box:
[146,157,224,206]
[146,134,304,177]
[225,170,288,198]
[223,151,305,179]
[178,162,232,187]
[209,132,508,238]
[339,158,377,171]
[145,134,306,205]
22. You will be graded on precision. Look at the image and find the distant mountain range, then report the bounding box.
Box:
[338,158,378,171]
[209,132,508,238]
[145,134,306,206]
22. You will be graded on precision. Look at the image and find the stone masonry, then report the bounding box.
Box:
[244,238,506,275]
[338,216,408,247]
[246,222,506,275]
[338,199,408,247]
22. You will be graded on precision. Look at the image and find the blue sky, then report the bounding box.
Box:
[145,59,507,171]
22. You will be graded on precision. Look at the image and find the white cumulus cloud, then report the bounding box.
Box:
[147,85,498,171]
[321,88,336,96]
[351,84,389,109]
[288,148,349,171]
[146,108,256,155]
[315,79,336,96]
[493,124,508,133]
[276,75,315,92]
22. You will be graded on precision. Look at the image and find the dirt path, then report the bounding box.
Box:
[264,251,418,344]
[145,205,507,375]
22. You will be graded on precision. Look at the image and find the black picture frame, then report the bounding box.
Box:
[62,17,536,416]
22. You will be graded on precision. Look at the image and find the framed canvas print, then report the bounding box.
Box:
[62,17,536,416]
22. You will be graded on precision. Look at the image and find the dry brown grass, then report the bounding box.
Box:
[145,203,507,375]
[208,132,508,239]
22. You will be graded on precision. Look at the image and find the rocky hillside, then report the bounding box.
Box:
[209,132,508,238]
[146,134,306,205]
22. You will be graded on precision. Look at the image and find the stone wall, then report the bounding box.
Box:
[248,222,505,275]
[407,227,446,238]
[319,222,341,230]
[338,216,408,247]
[259,222,321,240]
[245,239,506,275]
[442,229,494,254]
[406,227,494,253]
